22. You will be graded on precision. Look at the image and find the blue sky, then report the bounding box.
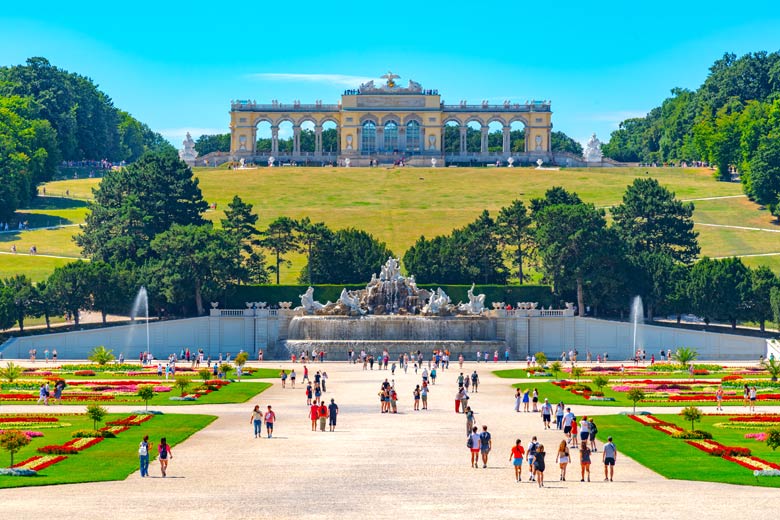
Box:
[1,1,780,147]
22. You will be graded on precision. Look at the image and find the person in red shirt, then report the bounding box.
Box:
[310,400,319,431]
[509,439,525,482]
[318,401,328,431]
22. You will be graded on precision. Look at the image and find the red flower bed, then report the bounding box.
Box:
[73,370,96,376]
[12,455,68,471]
[0,416,58,423]
[105,414,153,427]
[686,440,751,457]
[37,436,104,454]
[729,415,780,423]
[206,380,229,387]
[722,375,743,382]
[723,455,780,471]
[668,394,780,402]
[692,369,709,375]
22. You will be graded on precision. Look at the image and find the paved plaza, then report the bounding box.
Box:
[1,361,777,519]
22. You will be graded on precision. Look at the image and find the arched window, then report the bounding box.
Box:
[361,121,376,153]
[406,121,420,152]
[384,121,398,152]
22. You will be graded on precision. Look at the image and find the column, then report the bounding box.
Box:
[377,127,385,152]
[271,126,279,155]
[250,126,258,155]
[293,125,301,155]
[502,126,511,154]
[480,125,489,154]
[523,130,529,153]
[459,126,467,155]
[314,125,323,156]
[399,127,406,152]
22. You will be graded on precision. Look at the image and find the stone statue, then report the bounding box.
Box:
[408,80,422,92]
[423,288,451,315]
[583,133,603,162]
[179,132,199,166]
[359,80,376,91]
[298,286,325,313]
[339,288,364,314]
[458,283,486,315]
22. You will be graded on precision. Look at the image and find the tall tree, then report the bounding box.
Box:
[534,202,610,315]
[612,177,699,264]
[261,217,300,284]
[307,228,393,284]
[46,261,93,326]
[1,275,37,332]
[151,224,243,315]
[296,218,333,284]
[77,150,207,264]
[221,195,268,283]
[688,257,752,328]
[747,265,779,331]
[496,200,534,283]
[530,186,582,216]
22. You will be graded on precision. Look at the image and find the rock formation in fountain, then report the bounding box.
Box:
[294,257,487,317]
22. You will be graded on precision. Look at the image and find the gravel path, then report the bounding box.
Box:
[1,361,777,519]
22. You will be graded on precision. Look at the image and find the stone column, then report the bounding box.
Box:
[314,125,323,156]
[502,126,511,154]
[523,129,529,153]
[293,125,301,155]
[250,126,258,155]
[480,125,489,154]
[459,126,467,155]
[271,126,279,155]
[376,127,385,152]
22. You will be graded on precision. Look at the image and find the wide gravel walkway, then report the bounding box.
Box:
[1,361,777,519]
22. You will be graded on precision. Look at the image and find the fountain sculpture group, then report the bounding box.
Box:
[296,258,485,317]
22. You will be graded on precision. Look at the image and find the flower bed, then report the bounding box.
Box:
[729,415,780,423]
[0,430,44,438]
[745,432,768,441]
[12,455,67,471]
[73,370,96,376]
[37,436,103,454]
[105,414,153,427]
[0,416,58,423]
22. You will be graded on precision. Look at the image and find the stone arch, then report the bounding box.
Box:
[319,116,340,126]
[296,116,319,127]
[464,115,486,127]
[359,113,378,124]
[442,116,463,126]
[253,116,275,127]
[403,114,423,125]
[507,115,529,127]
[380,113,401,125]
[275,116,296,126]
[486,115,509,126]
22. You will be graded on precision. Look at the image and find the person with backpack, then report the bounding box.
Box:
[479,425,492,468]
[468,426,481,468]
[589,418,598,452]
[318,400,328,432]
[138,435,150,477]
[471,371,479,392]
[527,436,539,481]
[158,437,172,477]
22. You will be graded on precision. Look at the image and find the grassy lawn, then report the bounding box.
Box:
[594,414,780,487]
[4,166,769,284]
[0,254,74,282]
[0,413,215,488]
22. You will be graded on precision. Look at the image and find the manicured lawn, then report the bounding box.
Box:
[594,414,780,487]
[0,413,216,488]
[0,254,74,282]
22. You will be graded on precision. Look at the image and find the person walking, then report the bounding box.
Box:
[580,441,592,481]
[540,398,553,429]
[749,386,758,412]
[318,400,328,432]
[555,401,565,429]
[468,426,481,468]
[53,380,65,404]
[455,387,464,413]
[413,385,421,410]
[460,387,469,414]
[509,439,525,482]
[715,385,724,411]
[250,405,263,438]
[465,406,475,436]
[328,398,339,432]
[531,388,539,412]
[310,400,320,431]
[527,436,539,481]
[290,369,296,388]
[479,425,492,468]
[264,406,276,438]
[589,418,598,452]
[534,444,546,487]
[563,408,576,446]
[602,436,617,481]
[579,415,591,445]
[138,435,150,477]
[280,370,287,388]
[556,440,570,481]
[522,389,530,412]
[158,438,172,477]
[421,384,429,410]
[514,388,522,412]
[471,371,479,393]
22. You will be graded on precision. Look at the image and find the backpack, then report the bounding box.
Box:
[138,442,148,456]
[528,442,538,455]
[467,436,474,449]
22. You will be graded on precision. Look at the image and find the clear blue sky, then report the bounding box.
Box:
[1,1,779,147]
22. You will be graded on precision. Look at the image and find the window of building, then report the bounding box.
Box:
[362,121,376,153]
[384,121,398,151]
[406,121,420,152]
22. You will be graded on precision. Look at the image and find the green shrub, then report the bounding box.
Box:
[534,352,547,366]
[592,375,609,392]
[198,368,212,382]
[137,385,155,411]
[174,376,190,396]
[72,429,115,438]
[767,428,780,451]
[571,366,585,380]
[0,362,24,383]
[680,406,703,431]
[86,404,108,430]
[627,388,646,413]
[0,430,31,467]
[570,383,592,392]
[88,346,115,366]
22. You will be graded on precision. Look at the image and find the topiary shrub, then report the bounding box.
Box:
[671,430,713,440]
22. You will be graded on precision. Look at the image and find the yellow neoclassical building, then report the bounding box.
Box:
[229,73,552,166]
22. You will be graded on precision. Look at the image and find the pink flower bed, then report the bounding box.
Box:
[745,432,768,441]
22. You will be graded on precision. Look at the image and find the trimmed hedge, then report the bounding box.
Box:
[225,284,555,309]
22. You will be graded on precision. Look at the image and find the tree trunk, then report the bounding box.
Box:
[17,315,24,332]
[73,310,80,326]
[102,311,107,325]
[276,252,281,285]
[760,320,766,332]
[44,312,51,330]
[647,304,654,321]
[731,319,737,329]
[576,276,585,319]
[516,250,524,284]
[195,279,204,316]
[676,314,681,324]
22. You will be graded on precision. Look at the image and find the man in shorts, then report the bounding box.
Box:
[479,425,492,468]
[563,408,575,444]
[328,398,339,432]
[540,398,553,429]
[603,436,617,481]
[468,426,481,468]
[527,435,539,481]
